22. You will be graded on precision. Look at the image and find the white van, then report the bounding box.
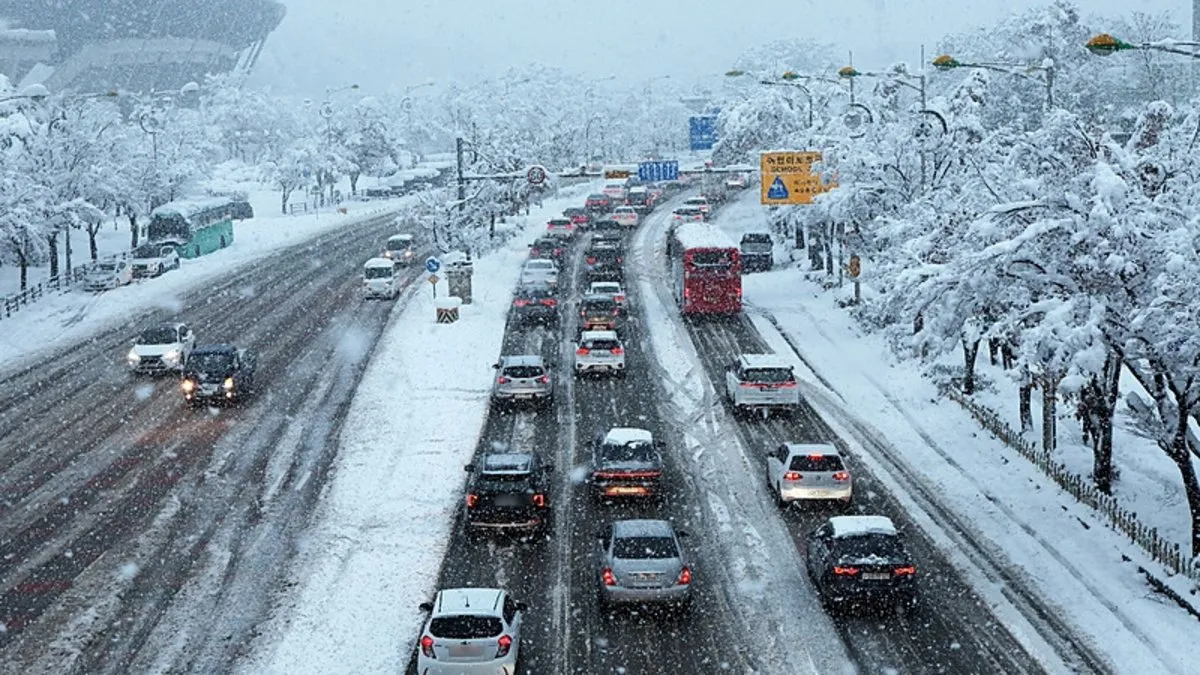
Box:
[363,257,401,299]
[383,234,416,265]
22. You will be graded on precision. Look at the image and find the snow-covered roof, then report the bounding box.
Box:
[672,221,736,250]
[363,257,394,268]
[387,234,414,242]
[604,427,653,445]
[611,519,674,538]
[580,330,618,342]
[783,443,839,457]
[739,353,792,370]
[481,452,533,473]
[433,587,503,614]
[151,196,241,219]
[829,515,897,538]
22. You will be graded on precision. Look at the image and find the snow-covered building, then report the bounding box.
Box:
[0,0,285,94]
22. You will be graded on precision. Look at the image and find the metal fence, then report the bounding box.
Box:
[945,386,1200,586]
[0,265,89,320]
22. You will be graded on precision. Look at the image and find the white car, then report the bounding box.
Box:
[520,258,559,288]
[602,182,628,204]
[611,206,639,228]
[725,173,749,190]
[575,330,626,376]
[725,354,801,417]
[130,244,181,278]
[417,587,525,674]
[83,259,133,292]
[767,443,853,506]
[683,196,710,217]
[127,322,196,374]
[587,280,628,313]
[671,206,704,223]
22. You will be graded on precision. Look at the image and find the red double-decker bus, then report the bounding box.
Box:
[668,221,742,316]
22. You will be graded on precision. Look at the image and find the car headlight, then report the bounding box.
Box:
[162,349,181,366]
[127,349,141,364]
[181,379,196,393]
[223,377,235,391]
[403,250,414,258]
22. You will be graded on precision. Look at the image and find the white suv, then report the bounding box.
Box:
[725,354,801,417]
[417,587,525,674]
[574,330,626,376]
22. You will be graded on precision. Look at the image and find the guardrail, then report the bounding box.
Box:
[1,266,88,320]
[943,385,1200,587]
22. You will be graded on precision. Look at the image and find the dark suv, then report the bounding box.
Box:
[579,294,620,331]
[585,248,624,283]
[512,284,558,325]
[529,237,565,262]
[739,232,774,273]
[590,427,665,500]
[181,344,257,406]
[464,449,553,536]
[806,515,919,613]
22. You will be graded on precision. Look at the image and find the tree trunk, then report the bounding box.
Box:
[962,338,981,395]
[129,212,139,250]
[988,339,999,366]
[88,224,100,262]
[1041,373,1060,453]
[17,249,28,292]
[1019,375,1034,433]
[47,232,60,280]
[349,171,360,195]
[280,188,292,215]
[1001,340,1016,370]
[1167,403,1200,559]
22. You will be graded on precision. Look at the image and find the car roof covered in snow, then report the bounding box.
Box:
[364,257,395,268]
[829,515,898,538]
[783,443,840,457]
[738,353,792,370]
[673,221,736,251]
[481,452,534,474]
[603,427,653,445]
[612,519,675,538]
[580,330,619,342]
[431,587,504,615]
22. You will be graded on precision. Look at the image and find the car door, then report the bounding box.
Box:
[597,524,613,577]
[766,444,785,485]
[807,524,833,582]
[180,325,195,352]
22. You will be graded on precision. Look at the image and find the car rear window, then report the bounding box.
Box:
[476,474,534,492]
[789,454,844,472]
[741,233,772,243]
[503,365,544,378]
[429,615,503,639]
[584,339,620,351]
[599,442,656,463]
[743,368,795,384]
[613,536,678,560]
[583,298,617,312]
[830,534,906,559]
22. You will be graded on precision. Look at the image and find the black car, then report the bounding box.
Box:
[563,207,592,229]
[512,284,559,325]
[578,294,620,331]
[590,427,665,500]
[585,248,624,282]
[529,237,565,262]
[181,344,257,406]
[464,449,553,535]
[740,232,774,273]
[806,516,919,613]
[592,218,623,235]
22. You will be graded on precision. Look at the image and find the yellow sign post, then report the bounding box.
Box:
[759,151,832,205]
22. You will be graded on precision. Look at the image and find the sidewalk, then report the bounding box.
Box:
[715,191,1197,675]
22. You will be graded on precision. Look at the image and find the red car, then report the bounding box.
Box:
[564,207,592,228]
[586,193,612,213]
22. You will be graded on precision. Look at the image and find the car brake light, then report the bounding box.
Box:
[496,634,513,658]
[421,635,436,658]
[576,347,589,355]
[497,376,511,384]
[777,381,797,388]
[894,565,917,576]
[566,223,574,230]
[514,299,530,307]
[783,471,802,481]
[466,493,478,508]
[602,568,617,586]
[833,471,850,481]
[536,375,549,384]
[540,298,556,307]
[676,566,692,585]
[611,310,619,316]
[683,287,690,299]
[610,346,623,355]
[739,382,758,388]
[532,493,545,507]
[587,257,596,264]
[615,295,624,302]
[833,566,861,576]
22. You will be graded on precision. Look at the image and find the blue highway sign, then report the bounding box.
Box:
[688,116,718,151]
[637,160,680,182]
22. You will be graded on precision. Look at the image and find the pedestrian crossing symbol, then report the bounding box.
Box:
[767,176,789,200]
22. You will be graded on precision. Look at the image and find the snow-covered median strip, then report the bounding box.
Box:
[239,190,588,674]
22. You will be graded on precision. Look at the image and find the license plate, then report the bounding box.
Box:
[607,486,646,495]
[515,394,532,400]
[448,644,485,658]
[200,385,218,395]
[494,495,522,507]
[863,572,890,581]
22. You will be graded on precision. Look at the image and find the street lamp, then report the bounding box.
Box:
[932,54,1055,110]
[725,69,824,127]
[1086,33,1200,59]
[838,65,926,109]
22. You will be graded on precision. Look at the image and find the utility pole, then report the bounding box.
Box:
[456,136,466,212]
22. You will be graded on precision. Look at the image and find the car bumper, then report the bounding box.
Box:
[601,584,691,606]
[781,484,852,502]
[467,514,545,532]
[130,361,179,374]
[418,657,519,675]
[593,480,659,498]
[575,360,625,373]
[825,581,917,604]
[493,390,552,402]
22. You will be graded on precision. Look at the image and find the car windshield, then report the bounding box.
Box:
[743,367,794,384]
[503,365,544,378]
[138,326,178,344]
[429,615,503,639]
[385,239,412,251]
[188,352,234,371]
[599,442,655,463]
[790,454,844,472]
[133,244,160,257]
[364,266,392,279]
[613,536,677,560]
[831,534,907,560]
[95,263,117,273]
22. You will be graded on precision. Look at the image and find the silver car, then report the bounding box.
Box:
[416,587,525,674]
[766,443,853,507]
[597,519,692,611]
[491,355,553,408]
[520,258,559,289]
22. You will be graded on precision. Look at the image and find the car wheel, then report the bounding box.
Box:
[775,483,788,509]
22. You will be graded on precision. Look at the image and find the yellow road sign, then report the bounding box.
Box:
[604,169,632,179]
[760,151,833,205]
[427,273,440,285]
[847,255,861,278]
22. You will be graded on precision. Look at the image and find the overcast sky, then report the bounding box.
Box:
[251,0,1189,96]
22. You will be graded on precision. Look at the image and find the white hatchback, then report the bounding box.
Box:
[575,330,626,376]
[520,258,559,288]
[766,442,853,506]
[417,587,525,674]
[611,206,639,228]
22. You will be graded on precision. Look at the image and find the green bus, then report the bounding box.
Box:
[147,197,244,259]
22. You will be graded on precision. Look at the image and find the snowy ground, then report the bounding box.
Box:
[713,188,1199,674]
[237,185,594,674]
[0,184,407,367]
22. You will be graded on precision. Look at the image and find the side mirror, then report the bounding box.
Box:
[464,464,475,472]
[655,440,666,448]
[418,601,433,612]
[595,530,607,541]
[492,363,500,370]
[543,463,555,472]
[515,600,528,611]
[676,530,690,538]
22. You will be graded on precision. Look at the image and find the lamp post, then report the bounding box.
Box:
[1086,33,1200,59]
[932,54,1055,110]
[725,69,834,127]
